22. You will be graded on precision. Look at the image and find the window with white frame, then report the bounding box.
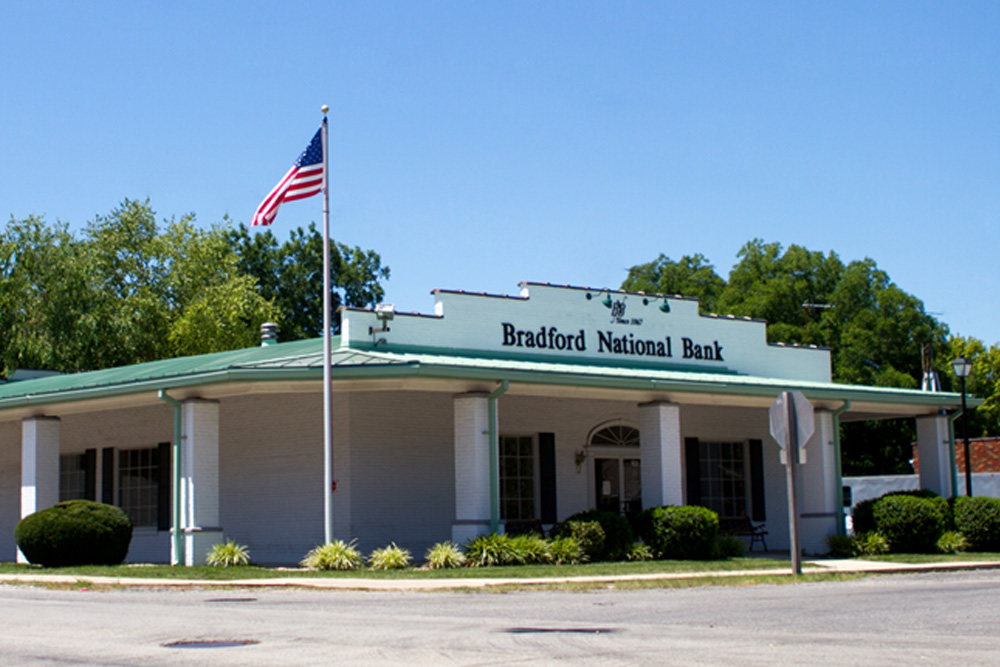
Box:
[699,441,747,518]
[118,448,160,527]
[499,435,535,521]
[59,454,88,502]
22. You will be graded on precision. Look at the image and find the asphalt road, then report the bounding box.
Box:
[2,570,999,665]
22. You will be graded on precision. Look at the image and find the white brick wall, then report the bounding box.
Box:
[219,393,324,565]
[0,387,834,562]
[0,420,22,562]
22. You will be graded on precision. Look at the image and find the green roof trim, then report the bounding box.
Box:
[0,336,980,414]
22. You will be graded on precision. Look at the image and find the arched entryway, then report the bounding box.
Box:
[587,422,641,518]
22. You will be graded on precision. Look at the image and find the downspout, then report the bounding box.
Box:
[488,380,509,535]
[831,400,851,536]
[158,390,184,566]
[948,410,962,499]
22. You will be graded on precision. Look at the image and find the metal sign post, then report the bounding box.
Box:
[769,391,815,575]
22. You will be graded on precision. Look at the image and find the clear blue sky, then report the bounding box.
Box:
[3,2,998,345]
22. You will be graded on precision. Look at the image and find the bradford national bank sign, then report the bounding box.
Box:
[343,282,831,382]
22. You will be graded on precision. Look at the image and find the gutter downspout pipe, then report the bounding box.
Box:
[158,390,184,566]
[831,400,851,536]
[488,380,509,535]
[948,409,962,499]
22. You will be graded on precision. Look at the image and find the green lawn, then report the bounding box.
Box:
[861,552,1000,564]
[0,556,788,581]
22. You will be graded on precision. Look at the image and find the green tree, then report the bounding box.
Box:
[621,253,725,313]
[228,222,389,338]
[623,239,962,474]
[0,216,96,373]
[948,336,1000,438]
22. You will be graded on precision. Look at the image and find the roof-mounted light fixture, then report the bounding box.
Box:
[370,303,395,345]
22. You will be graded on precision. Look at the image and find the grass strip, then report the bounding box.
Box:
[0,557,788,581]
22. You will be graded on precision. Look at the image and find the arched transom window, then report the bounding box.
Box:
[589,424,640,448]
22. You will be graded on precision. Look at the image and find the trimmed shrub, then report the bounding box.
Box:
[850,498,879,535]
[15,500,133,567]
[853,490,952,537]
[425,541,467,569]
[645,505,719,560]
[873,495,945,553]
[953,496,1000,551]
[207,539,251,567]
[549,520,605,563]
[552,509,633,561]
[301,539,363,571]
[548,537,586,565]
[368,542,412,570]
[937,531,969,554]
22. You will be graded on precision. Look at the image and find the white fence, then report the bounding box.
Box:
[843,473,1000,533]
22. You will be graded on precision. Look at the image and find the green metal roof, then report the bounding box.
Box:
[0,336,978,415]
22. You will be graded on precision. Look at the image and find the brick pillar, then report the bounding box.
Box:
[452,392,491,543]
[638,402,683,509]
[19,416,61,563]
[181,399,222,565]
[916,413,952,497]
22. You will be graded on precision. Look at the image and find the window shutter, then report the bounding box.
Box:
[749,439,766,521]
[157,442,171,531]
[84,448,97,501]
[685,437,701,506]
[102,447,115,504]
[538,432,557,524]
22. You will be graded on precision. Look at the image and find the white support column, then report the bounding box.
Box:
[916,413,952,497]
[638,401,683,509]
[19,416,60,564]
[452,392,491,543]
[798,410,838,553]
[180,399,222,566]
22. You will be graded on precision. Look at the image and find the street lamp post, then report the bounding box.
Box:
[951,356,973,497]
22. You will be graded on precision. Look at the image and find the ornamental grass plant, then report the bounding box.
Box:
[301,539,364,571]
[206,540,251,567]
[367,543,412,570]
[424,541,467,569]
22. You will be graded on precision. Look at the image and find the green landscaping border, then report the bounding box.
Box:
[0,557,788,581]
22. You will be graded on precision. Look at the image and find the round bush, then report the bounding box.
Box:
[15,500,133,567]
[850,498,879,535]
[872,495,945,553]
[552,509,633,561]
[953,496,1000,551]
[645,505,719,560]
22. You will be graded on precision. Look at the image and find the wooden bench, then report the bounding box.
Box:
[719,516,768,552]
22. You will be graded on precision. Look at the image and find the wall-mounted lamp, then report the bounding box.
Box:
[574,449,588,467]
[642,296,670,313]
[585,290,614,309]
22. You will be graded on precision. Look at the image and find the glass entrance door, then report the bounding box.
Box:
[595,457,641,517]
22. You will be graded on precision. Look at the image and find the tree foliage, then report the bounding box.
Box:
[1,199,389,377]
[622,239,990,474]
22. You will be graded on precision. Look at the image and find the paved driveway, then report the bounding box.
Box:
[2,569,999,665]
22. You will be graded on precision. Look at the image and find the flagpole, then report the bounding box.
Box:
[320,105,334,544]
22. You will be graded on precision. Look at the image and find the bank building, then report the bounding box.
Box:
[0,282,971,564]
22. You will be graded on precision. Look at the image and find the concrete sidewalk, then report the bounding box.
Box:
[2,558,999,591]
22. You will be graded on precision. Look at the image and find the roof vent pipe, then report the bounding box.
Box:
[260,322,278,347]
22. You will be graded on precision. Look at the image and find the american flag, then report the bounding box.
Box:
[250,122,325,227]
